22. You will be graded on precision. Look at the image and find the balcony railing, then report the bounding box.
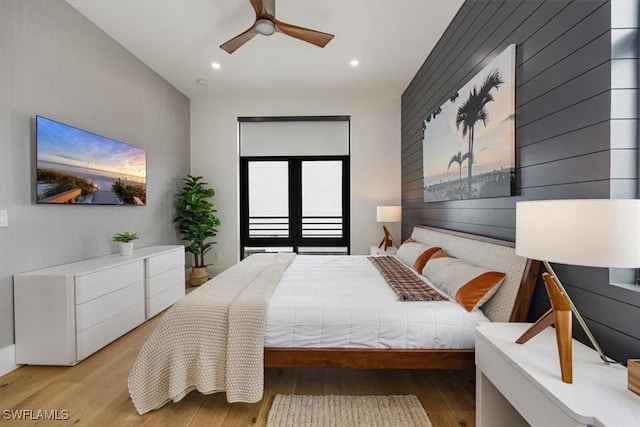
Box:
[249,216,289,238]
[249,216,343,239]
[302,216,343,238]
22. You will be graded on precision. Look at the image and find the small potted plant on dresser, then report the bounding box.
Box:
[113,231,139,256]
[173,175,221,286]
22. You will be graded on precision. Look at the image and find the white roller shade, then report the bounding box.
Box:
[240,119,349,157]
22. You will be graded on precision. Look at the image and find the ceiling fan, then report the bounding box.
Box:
[220,0,334,54]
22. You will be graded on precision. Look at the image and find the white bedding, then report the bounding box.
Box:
[265,255,490,349]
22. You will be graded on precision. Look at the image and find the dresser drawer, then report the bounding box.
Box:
[76,302,145,361]
[146,283,185,318]
[75,261,144,304]
[145,266,184,297]
[146,249,184,277]
[76,281,144,332]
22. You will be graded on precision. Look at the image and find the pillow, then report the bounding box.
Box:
[395,241,441,274]
[422,250,506,312]
[427,248,451,260]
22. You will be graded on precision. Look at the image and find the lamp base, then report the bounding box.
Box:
[378,225,393,250]
[516,272,573,383]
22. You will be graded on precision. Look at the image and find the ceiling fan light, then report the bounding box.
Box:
[256,19,275,36]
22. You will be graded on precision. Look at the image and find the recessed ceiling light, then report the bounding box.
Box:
[350,59,359,67]
[211,62,221,70]
[196,79,208,86]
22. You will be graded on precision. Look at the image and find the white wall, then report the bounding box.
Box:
[0,0,190,368]
[191,93,401,272]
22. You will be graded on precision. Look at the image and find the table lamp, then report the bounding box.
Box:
[515,199,640,383]
[376,206,402,251]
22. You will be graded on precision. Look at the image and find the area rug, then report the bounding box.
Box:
[266,394,433,427]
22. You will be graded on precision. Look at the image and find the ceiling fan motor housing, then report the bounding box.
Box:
[256,19,275,36]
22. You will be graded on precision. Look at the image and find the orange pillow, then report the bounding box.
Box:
[428,249,453,261]
[413,247,442,273]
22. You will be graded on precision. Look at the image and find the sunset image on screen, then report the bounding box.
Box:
[36,116,146,205]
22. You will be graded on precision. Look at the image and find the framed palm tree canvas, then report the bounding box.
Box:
[422,44,515,202]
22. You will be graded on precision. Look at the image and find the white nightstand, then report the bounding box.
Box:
[369,245,398,256]
[475,323,640,427]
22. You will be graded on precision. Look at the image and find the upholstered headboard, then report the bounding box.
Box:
[411,225,539,323]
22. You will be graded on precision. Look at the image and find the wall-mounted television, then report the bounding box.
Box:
[36,115,146,205]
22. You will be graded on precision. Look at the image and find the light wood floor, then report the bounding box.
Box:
[0,313,476,427]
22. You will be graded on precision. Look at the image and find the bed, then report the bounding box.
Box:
[264,226,539,370]
[128,225,539,414]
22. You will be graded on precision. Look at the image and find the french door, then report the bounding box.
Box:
[240,156,350,258]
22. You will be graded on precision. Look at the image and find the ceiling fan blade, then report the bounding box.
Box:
[274,19,334,48]
[250,0,269,18]
[220,25,259,54]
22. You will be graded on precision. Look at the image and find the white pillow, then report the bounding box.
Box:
[395,241,440,274]
[422,250,506,312]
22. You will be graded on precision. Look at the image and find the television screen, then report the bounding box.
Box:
[36,116,146,205]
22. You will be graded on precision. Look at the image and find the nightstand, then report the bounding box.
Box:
[475,323,640,426]
[369,245,397,256]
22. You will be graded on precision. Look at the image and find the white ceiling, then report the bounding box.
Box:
[66,0,463,99]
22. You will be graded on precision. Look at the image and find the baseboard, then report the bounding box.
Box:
[0,345,20,377]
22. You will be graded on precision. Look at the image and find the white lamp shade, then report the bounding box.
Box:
[516,199,640,268]
[377,206,402,222]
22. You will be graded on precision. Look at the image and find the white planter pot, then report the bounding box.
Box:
[120,242,134,256]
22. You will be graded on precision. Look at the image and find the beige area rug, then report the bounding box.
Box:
[267,394,433,427]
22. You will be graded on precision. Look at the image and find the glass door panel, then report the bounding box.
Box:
[302,161,343,238]
[248,161,289,238]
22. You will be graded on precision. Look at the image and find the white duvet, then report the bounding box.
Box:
[265,255,490,349]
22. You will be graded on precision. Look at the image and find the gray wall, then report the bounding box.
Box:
[0,0,190,353]
[401,0,640,362]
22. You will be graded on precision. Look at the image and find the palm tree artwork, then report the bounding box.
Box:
[455,69,504,195]
[447,151,471,199]
[421,44,515,203]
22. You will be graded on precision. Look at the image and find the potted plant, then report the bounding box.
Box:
[173,175,221,286]
[113,231,139,256]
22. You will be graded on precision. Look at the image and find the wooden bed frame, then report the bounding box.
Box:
[263,225,540,370]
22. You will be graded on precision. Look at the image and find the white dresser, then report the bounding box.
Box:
[135,245,186,319]
[475,323,640,427]
[14,245,184,366]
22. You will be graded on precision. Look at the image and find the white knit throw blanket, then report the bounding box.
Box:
[128,252,296,415]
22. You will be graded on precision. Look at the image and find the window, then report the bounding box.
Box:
[239,117,350,258]
[247,161,289,239]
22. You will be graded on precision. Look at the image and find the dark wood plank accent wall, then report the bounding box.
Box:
[401,0,640,363]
